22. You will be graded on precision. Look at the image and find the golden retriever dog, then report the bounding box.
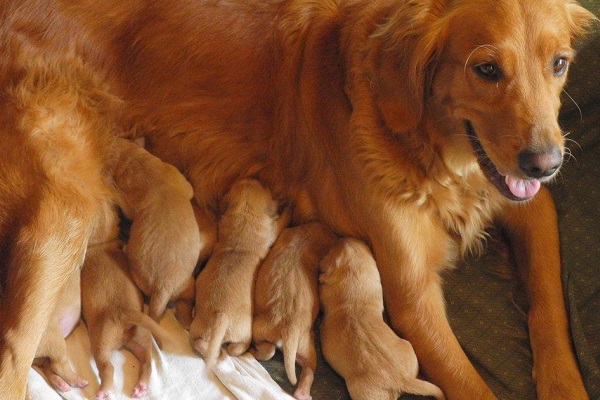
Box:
[319,238,445,400]
[113,137,201,328]
[252,222,338,400]
[0,0,596,399]
[190,178,289,368]
[33,270,88,393]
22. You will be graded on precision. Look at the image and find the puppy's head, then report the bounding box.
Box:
[371,0,596,201]
[220,178,278,217]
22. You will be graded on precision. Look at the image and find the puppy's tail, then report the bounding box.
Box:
[122,310,170,348]
[148,291,171,323]
[402,377,446,400]
[282,327,300,385]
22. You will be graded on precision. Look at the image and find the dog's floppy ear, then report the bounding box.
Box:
[565,0,598,39]
[370,0,450,133]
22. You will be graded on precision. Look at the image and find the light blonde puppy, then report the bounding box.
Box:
[252,222,337,400]
[81,204,169,400]
[190,178,289,367]
[319,239,445,400]
[113,137,203,328]
[33,270,88,393]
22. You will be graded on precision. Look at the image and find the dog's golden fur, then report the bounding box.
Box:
[0,0,596,399]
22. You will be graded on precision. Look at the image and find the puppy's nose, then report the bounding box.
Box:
[518,147,562,178]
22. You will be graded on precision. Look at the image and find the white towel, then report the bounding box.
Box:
[27,310,293,400]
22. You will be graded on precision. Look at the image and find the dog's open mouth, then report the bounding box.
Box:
[464,121,540,201]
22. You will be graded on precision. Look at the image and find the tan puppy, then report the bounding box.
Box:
[33,270,88,393]
[190,178,289,367]
[113,137,202,328]
[319,239,445,400]
[81,206,169,400]
[252,223,337,400]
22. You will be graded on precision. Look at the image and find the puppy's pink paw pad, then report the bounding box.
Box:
[50,377,71,392]
[94,389,113,400]
[133,383,148,398]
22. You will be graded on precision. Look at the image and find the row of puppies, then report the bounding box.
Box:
[33,137,203,399]
[190,178,445,400]
[33,149,443,400]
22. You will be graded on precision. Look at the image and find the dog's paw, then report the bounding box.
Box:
[535,366,588,400]
[94,389,114,400]
[132,383,148,398]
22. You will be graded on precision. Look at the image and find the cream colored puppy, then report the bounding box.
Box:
[319,239,445,400]
[81,205,169,400]
[113,138,203,328]
[190,178,289,367]
[33,270,88,393]
[252,223,337,400]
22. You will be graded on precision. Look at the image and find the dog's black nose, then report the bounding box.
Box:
[518,147,562,178]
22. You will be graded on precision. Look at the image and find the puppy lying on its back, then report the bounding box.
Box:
[113,137,202,328]
[319,239,445,400]
[252,222,337,400]
[190,178,289,367]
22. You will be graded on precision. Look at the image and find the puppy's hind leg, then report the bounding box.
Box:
[124,327,154,399]
[250,317,277,361]
[293,332,317,400]
[174,277,195,329]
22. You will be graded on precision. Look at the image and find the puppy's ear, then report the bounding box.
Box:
[370,1,450,133]
[565,1,598,40]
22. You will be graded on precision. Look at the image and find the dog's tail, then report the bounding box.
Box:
[198,312,229,369]
[282,327,300,385]
[122,310,170,348]
[402,377,446,400]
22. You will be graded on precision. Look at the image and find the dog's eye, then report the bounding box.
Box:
[553,57,568,76]
[474,63,501,81]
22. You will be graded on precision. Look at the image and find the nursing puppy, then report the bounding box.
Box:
[319,239,445,400]
[33,270,88,393]
[190,179,289,367]
[113,137,202,328]
[81,205,169,400]
[252,223,337,400]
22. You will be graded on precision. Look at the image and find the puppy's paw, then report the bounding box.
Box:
[94,389,114,400]
[227,341,249,357]
[132,383,148,398]
[250,341,276,361]
[49,375,71,392]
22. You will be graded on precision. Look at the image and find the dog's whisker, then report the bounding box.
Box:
[562,89,583,122]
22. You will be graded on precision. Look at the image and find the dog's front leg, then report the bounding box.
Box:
[0,200,91,399]
[369,207,496,400]
[500,186,588,399]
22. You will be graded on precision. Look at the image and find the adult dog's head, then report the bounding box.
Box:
[369,0,596,201]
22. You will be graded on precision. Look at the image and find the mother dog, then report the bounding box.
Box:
[0,0,595,399]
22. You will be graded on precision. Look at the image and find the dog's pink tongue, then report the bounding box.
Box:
[505,176,541,199]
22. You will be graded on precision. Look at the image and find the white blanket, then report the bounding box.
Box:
[27,310,294,400]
